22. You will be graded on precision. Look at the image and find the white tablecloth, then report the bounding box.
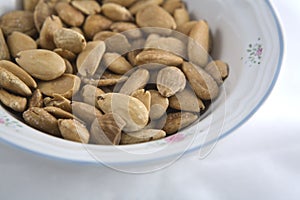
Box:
[1,0,300,199]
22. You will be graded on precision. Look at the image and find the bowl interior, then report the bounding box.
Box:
[0,0,283,172]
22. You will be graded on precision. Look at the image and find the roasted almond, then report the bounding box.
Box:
[174,7,190,27]
[71,0,101,15]
[93,31,118,41]
[97,93,149,132]
[157,66,186,97]
[103,0,137,7]
[110,22,142,39]
[176,21,197,35]
[39,15,63,50]
[205,60,229,85]
[119,68,150,95]
[163,112,198,134]
[71,101,103,124]
[0,60,37,89]
[129,0,164,15]
[136,5,176,29]
[97,71,128,87]
[0,10,37,37]
[182,62,219,100]
[33,0,55,32]
[7,31,37,58]
[23,107,61,137]
[136,49,183,66]
[121,129,166,144]
[53,28,87,54]
[131,89,151,112]
[90,113,126,145]
[81,84,105,107]
[162,0,185,14]
[188,20,211,67]
[58,119,90,144]
[83,15,112,40]
[16,49,66,81]
[23,0,39,12]
[145,35,187,58]
[102,3,133,22]
[29,89,43,108]
[169,88,205,112]
[55,2,85,27]
[54,48,77,61]
[38,74,81,99]
[103,52,133,75]
[76,41,106,77]
[0,67,32,97]
[0,89,27,112]
[0,28,10,60]
[43,94,72,112]
[149,90,169,120]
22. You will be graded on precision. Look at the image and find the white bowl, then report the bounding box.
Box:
[0,0,284,173]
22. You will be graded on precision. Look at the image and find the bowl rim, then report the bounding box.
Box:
[0,0,285,166]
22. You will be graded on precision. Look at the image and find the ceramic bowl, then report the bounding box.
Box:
[0,0,284,173]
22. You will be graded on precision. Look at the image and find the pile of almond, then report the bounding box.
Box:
[0,0,229,145]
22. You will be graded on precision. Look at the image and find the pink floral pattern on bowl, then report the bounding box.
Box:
[242,37,264,67]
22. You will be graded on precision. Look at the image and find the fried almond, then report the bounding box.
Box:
[71,101,103,124]
[83,15,112,40]
[169,88,205,112]
[0,10,37,37]
[163,112,198,134]
[38,74,81,99]
[58,119,90,144]
[0,60,37,88]
[174,7,190,27]
[71,0,101,15]
[23,107,61,137]
[0,28,10,60]
[43,94,72,112]
[149,90,169,120]
[103,0,137,7]
[39,15,63,50]
[129,0,164,15]
[119,68,150,95]
[205,60,229,85]
[0,89,27,112]
[33,0,55,32]
[16,49,66,81]
[136,5,176,29]
[76,41,106,77]
[102,3,133,22]
[188,20,211,67]
[97,71,129,87]
[53,28,86,54]
[157,67,186,97]
[121,129,166,144]
[97,93,149,132]
[90,113,126,145]
[103,52,133,75]
[7,31,37,58]
[23,0,39,12]
[136,49,183,66]
[0,67,32,96]
[81,84,105,107]
[55,2,85,27]
[182,62,219,100]
[131,89,151,112]
[29,89,43,108]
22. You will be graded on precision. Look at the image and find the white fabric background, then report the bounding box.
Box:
[0,0,299,199]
